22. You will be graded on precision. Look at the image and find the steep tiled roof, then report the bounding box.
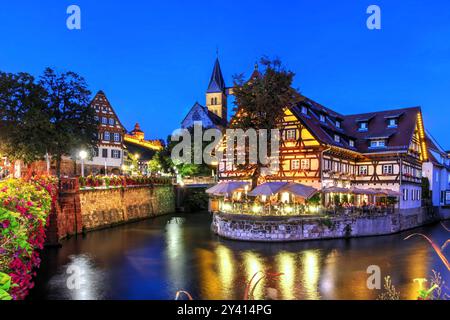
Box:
[291,96,422,154]
[207,58,226,93]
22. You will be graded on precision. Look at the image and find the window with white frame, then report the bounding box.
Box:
[102,117,107,124]
[109,118,115,126]
[383,164,393,175]
[388,118,398,128]
[111,150,121,159]
[285,129,296,140]
[412,189,416,201]
[113,133,121,142]
[349,139,355,147]
[334,135,341,143]
[104,131,110,141]
[359,122,368,131]
[359,165,368,176]
[300,159,310,170]
[403,189,408,201]
[291,159,300,170]
[370,140,386,148]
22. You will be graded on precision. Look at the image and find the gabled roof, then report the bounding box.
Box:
[207,58,226,93]
[90,90,126,130]
[181,102,227,129]
[342,107,421,153]
[290,96,422,154]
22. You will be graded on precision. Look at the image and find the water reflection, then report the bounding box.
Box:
[30,213,449,300]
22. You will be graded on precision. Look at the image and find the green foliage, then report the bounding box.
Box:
[0,69,98,178]
[307,193,321,206]
[333,194,341,206]
[0,72,49,163]
[154,186,176,214]
[0,272,13,300]
[230,58,301,184]
[342,194,349,203]
[39,68,98,178]
[0,178,55,300]
[183,188,209,213]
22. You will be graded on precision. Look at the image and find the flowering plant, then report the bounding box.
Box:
[0,177,56,300]
[79,175,172,189]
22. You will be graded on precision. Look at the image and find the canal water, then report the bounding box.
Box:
[29,213,449,300]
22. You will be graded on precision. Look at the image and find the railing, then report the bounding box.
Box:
[60,178,79,193]
[216,201,396,217]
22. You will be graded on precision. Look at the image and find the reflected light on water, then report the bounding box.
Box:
[276,252,296,300]
[242,251,265,300]
[302,250,321,300]
[215,245,234,295]
[166,217,186,290]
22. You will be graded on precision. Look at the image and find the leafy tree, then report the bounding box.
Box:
[0,72,50,165]
[230,57,301,187]
[39,68,98,179]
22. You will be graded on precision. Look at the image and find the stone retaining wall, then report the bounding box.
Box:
[80,185,175,231]
[212,208,438,242]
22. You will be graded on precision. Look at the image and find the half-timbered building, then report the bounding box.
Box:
[219,95,428,211]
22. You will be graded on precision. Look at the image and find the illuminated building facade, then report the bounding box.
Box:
[219,93,429,211]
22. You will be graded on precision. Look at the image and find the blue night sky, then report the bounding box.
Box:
[1,1,450,148]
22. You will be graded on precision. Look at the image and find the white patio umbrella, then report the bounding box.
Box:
[283,183,318,199]
[248,182,289,196]
[206,181,249,195]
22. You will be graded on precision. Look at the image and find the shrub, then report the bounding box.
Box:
[0,177,56,300]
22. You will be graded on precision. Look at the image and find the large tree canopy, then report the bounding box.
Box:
[39,68,98,178]
[230,58,301,185]
[0,68,98,179]
[0,72,49,163]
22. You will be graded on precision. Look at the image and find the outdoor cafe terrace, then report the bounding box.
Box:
[207,181,401,217]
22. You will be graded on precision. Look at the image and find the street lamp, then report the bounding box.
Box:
[79,150,88,177]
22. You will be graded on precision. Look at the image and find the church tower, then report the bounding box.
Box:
[206,58,227,120]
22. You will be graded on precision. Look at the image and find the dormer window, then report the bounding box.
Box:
[388,118,398,128]
[320,114,326,122]
[349,139,355,147]
[336,120,341,128]
[359,122,368,131]
[334,135,341,143]
[370,139,386,148]
[301,106,308,115]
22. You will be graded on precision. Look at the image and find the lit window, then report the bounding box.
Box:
[300,159,310,170]
[349,140,355,147]
[370,140,386,148]
[285,129,296,140]
[320,114,326,122]
[359,122,368,131]
[334,135,341,143]
[383,164,393,175]
[388,118,398,128]
[104,131,110,141]
[109,118,115,125]
[336,120,341,128]
[301,106,308,114]
[291,160,300,170]
[359,166,368,176]
[403,189,408,201]
[102,117,107,124]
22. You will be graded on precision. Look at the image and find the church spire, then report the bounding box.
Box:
[206,58,226,93]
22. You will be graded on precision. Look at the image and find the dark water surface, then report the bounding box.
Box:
[29,213,449,300]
